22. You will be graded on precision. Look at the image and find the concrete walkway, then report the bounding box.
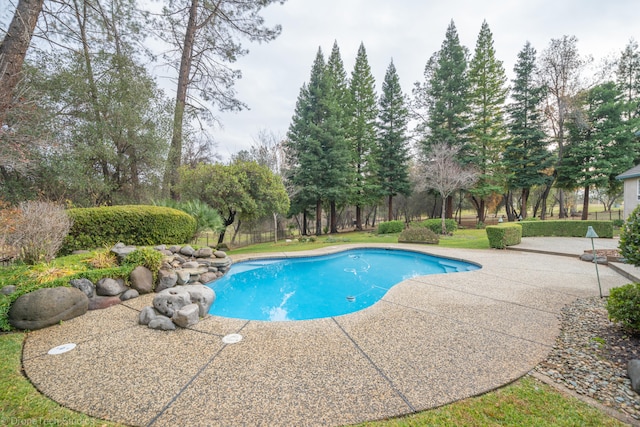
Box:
[22,241,632,426]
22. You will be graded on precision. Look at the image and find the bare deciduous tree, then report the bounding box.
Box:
[415,143,478,234]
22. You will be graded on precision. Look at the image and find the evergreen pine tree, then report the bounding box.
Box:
[377,60,410,221]
[617,39,640,121]
[466,20,509,223]
[504,42,553,220]
[323,41,353,234]
[348,42,379,229]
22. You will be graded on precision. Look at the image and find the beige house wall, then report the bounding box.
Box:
[623,178,640,221]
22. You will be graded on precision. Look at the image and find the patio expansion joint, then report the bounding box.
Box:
[407,277,563,317]
[331,317,417,413]
[379,298,555,350]
[145,319,251,427]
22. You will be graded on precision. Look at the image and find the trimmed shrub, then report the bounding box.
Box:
[398,227,439,244]
[519,220,613,238]
[620,205,640,267]
[486,224,522,249]
[607,283,640,333]
[419,218,458,234]
[377,220,404,234]
[61,205,196,253]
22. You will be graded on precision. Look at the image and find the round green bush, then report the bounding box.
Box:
[398,227,439,244]
[419,218,458,234]
[606,283,640,333]
[620,205,640,267]
[61,205,196,253]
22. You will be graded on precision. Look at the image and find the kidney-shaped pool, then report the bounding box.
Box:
[205,248,480,321]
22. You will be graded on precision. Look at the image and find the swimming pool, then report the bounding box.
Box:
[206,248,480,321]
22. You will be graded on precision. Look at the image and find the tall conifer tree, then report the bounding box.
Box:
[348,43,379,230]
[466,20,509,223]
[378,60,410,221]
[504,42,553,219]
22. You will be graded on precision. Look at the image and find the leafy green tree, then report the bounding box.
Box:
[377,59,410,222]
[465,20,509,224]
[504,41,553,220]
[348,43,379,229]
[558,82,636,219]
[177,161,288,244]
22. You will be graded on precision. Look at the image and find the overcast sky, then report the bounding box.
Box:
[201,0,639,160]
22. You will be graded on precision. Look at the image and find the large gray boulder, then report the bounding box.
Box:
[139,306,159,325]
[153,287,192,317]
[180,284,215,317]
[96,278,127,296]
[148,315,176,331]
[9,287,89,330]
[130,266,153,294]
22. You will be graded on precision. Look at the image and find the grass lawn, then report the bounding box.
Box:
[0,228,628,426]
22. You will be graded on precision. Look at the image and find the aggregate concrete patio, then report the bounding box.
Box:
[22,242,631,426]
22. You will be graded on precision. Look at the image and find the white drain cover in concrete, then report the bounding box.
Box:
[222,334,243,344]
[48,343,76,355]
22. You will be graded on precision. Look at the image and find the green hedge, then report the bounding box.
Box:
[61,205,196,253]
[486,224,522,249]
[419,218,458,234]
[377,220,405,234]
[398,227,439,244]
[519,220,613,238]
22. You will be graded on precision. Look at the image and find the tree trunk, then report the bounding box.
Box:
[440,192,447,234]
[302,210,307,235]
[163,0,200,200]
[315,199,322,235]
[558,188,566,218]
[582,185,590,220]
[0,0,44,125]
[355,205,362,231]
[273,212,278,243]
[387,194,393,222]
[445,195,453,219]
[504,190,516,221]
[520,188,529,219]
[330,201,338,234]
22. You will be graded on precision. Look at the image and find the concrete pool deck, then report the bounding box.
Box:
[21,239,633,426]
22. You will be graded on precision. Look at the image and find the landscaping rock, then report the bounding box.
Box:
[96,278,128,296]
[176,270,191,286]
[153,287,192,317]
[130,266,153,294]
[154,245,166,251]
[110,242,137,261]
[628,359,640,393]
[195,247,213,258]
[199,272,218,284]
[1,285,16,295]
[9,287,88,330]
[148,315,176,331]
[70,278,95,299]
[579,253,608,264]
[180,284,215,317]
[88,295,122,310]
[139,306,159,325]
[182,261,200,269]
[120,289,139,301]
[156,269,178,292]
[168,245,181,253]
[172,303,199,327]
[179,245,195,257]
[214,250,227,259]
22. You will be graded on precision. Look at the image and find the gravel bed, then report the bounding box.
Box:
[535,296,640,421]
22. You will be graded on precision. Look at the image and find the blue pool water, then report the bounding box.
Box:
[206,248,479,321]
